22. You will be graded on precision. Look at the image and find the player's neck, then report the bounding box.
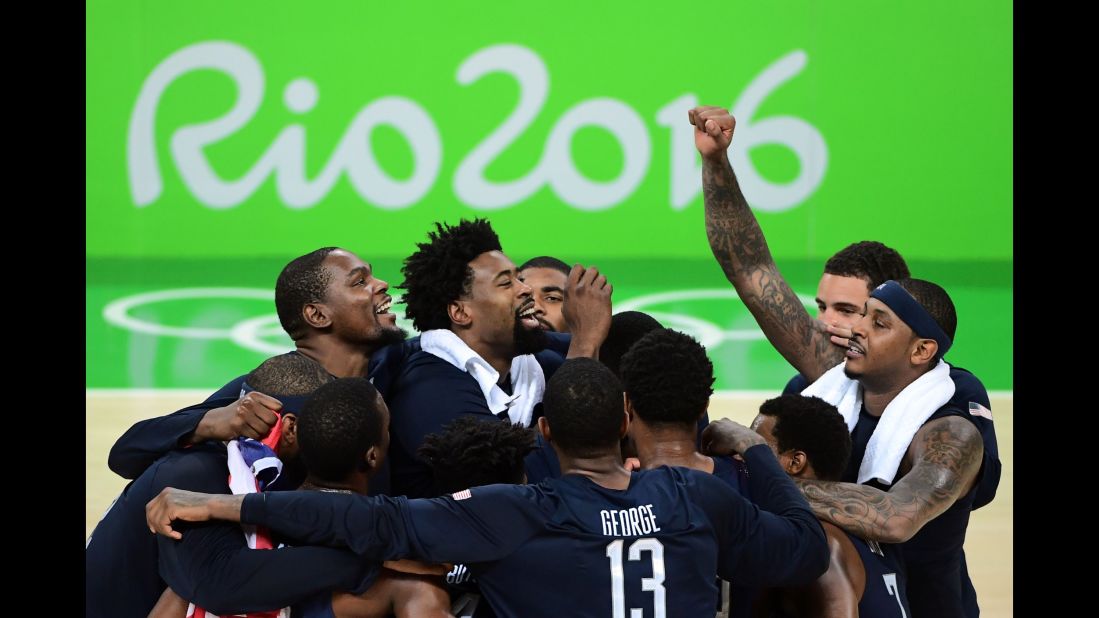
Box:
[295,340,371,378]
[860,371,922,416]
[454,328,514,378]
[635,432,713,473]
[558,452,631,490]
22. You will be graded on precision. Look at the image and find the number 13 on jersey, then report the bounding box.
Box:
[606,538,667,618]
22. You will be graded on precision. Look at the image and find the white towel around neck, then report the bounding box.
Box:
[420,329,545,428]
[801,359,955,486]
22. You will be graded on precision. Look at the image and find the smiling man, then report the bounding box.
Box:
[106,247,408,480]
[690,105,995,617]
[385,219,611,498]
[518,256,571,333]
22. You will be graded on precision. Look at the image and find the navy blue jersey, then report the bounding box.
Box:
[849,534,911,618]
[241,445,829,618]
[793,365,1001,512]
[948,366,1000,510]
[711,455,754,618]
[846,393,983,617]
[897,406,979,618]
[368,333,570,400]
[86,444,375,617]
[385,350,563,498]
[712,455,752,499]
[759,531,911,618]
[107,379,245,479]
[782,373,809,396]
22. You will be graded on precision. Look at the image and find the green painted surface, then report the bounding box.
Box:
[86,1,1012,389]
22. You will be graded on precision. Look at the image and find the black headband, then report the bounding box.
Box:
[869,280,952,358]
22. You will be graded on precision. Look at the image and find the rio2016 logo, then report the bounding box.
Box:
[129,42,827,213]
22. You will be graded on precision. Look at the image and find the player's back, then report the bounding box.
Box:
[473,467,754,618]
[240,445,827,618]
[849,534,911,618]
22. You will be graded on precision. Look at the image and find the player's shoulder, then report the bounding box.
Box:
[448,482,546,508]
[389,352,484,409]
[397,351,475,385]
[635,465,739,504]
[947,365,990,405]
[151,443,229,489]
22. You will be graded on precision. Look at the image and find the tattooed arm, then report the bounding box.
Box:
[690,106,842,382]
[794,415,984,543]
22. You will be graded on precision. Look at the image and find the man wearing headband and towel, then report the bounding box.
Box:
[689,105,994,618]
[780,242,1000,516]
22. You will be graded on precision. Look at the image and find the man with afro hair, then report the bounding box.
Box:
[386,218,611,498]
[418,417,539,617]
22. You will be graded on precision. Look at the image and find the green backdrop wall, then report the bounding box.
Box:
[87,1,1012,390]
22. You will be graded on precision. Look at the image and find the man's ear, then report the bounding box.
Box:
[303,303,332,329]
[448,300,472,328]
[363,445,381,473]
[911,337,939,366]
[537,416,552,442]
[279,414,298,447]
[624,393,636,421]
[619,409,630,440]
[786,449,808,475]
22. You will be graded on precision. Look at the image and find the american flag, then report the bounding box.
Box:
[969,402,993,420]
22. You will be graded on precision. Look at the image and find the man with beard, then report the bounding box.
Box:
[386,219,611,498]
[517,256,570,333]
[107,247,408,480]
[690,105,991,617]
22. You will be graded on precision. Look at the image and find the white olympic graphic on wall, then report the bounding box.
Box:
[102,287,817,354]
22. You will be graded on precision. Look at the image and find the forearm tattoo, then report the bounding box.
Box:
[794,417,984,543]
[702,159,842,379]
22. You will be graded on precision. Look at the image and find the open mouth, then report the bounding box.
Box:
[516,302,539,329]
[846,341,866,359]
[374,297,393,315]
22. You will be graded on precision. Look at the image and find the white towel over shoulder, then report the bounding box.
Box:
[421,329,545,428]
[802,360,955,486]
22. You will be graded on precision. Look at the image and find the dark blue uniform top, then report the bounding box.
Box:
[239,445,829,618]
[106,335,571,486]
[107,333,709,494]
[761,532,911,618]
[711,454,754,618]
[384,349,565,498]
[712,454,752,498]
[849,534,912,618]
[844,378,988,618]
[85,444,376,617]
[784,365,1001,510]
[107,381,245,480]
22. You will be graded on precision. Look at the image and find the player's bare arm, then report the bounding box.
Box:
[691,105,842,382]
[146,488,245,539]
[191,391,282,444]
[793,416,983,543]
[562,264,613,359]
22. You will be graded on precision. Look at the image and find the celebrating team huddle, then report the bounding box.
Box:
[87,106,1001,618]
